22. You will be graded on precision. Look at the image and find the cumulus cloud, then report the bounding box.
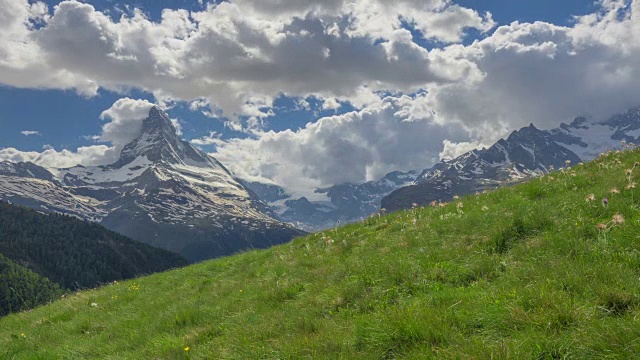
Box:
[212,95,471,199]
[322,97,341,111]
[0,0,98,94]
[0,0,490,128]
[20,130,41,136]
[98,97,155,149]
[424,2,640,143]
[0,145,115,169]
[439,140,486,160]
[192,131,221,146]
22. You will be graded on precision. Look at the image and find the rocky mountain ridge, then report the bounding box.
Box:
[383,108,640,211]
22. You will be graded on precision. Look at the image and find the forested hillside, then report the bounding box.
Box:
[0,201,188,290]
[0,253,61,317]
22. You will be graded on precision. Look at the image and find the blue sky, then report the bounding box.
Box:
[457,0,598,26]
[1,0,638,194]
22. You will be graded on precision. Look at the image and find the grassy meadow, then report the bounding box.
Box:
[2,149,640,359]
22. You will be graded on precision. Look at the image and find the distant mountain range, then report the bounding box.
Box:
[246,107,640,229]
[382,108,640,211]
[2,105,639,241]
[243,171,417,231]
[0,107,303,262]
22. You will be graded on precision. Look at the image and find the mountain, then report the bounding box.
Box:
[0,201,187,290]
[0,161,107,221]
[383,108,640,211]
[3,147,640,358]
[0,107,303,262]
[243,170,417,231]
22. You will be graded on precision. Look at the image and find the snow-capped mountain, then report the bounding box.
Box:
[382,107,640,211]
[243,170,418,231]
[0,107,303,262]
[0,162,108,221]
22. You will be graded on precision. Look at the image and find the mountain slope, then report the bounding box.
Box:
[0,162,107,221]
[0,107,304,262]
[0,201,187,290]
[383,108,640,211]
[2,148,640,358]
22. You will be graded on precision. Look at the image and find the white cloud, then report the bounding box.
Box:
[20,130,41,136]
[0,0,98,95]
[0,145,115,169]
[342,0,495,43]
[191,131,220,146]
[213,95,471,198]
[170,118,183,136]
[439,140,486,160]
[321,97,341,111]
[0,0,489,126]
[420,2,640,145]
[99,97,155,150]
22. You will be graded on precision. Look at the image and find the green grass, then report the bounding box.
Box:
[3,149,640,359]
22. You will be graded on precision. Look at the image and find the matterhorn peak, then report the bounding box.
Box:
[111,106,212,168]
[144,106,175,132]
[138,106,178,144]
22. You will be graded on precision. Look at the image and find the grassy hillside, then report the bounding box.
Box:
[2,149,640,359]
